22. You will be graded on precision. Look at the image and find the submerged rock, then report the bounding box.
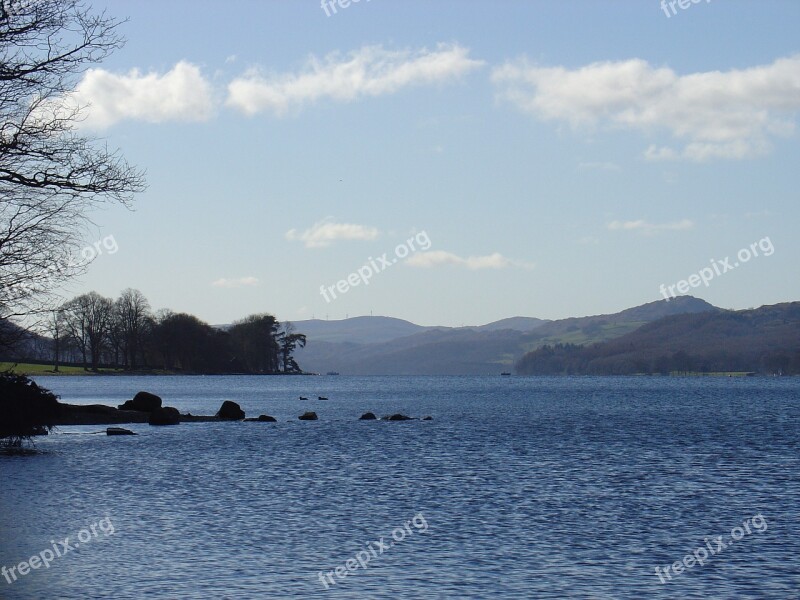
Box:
[387,414,413,421]
[359,412,377,420]
[245,415,277,422]
[298,412,318,421]
[422,416,433,421]
[216,400,245,421]
[118,391,162,412]
[106,427,137,436]
[148,407,180,426]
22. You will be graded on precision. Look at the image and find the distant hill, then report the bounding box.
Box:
[294,297,718,375]
[475,316,549,332]
[0,319,48,360]
[519,296,717,350]
[292,316,434,345]
[291,315,548,346]
[516,302,800,375]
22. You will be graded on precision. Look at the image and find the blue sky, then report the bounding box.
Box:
[68,0,800,326]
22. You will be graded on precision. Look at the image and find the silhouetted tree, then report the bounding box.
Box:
[278,322,306,373]
[45,309,65,372]
[61,292,113,370]
[0,0,144,335]
[153,312,230,372]
[115,288,150,368]
[229,314,280,373]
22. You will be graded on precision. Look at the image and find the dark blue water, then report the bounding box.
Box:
[2,376,799,599]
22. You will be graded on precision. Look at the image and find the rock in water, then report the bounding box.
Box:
[148,407,181,426]
[118,391,162,412]
[359,412,377,420]
[106,427,137,436]
[387,414,413,421]
[244,415,277,422]
[298,412,318,421]
[216,400,245,421]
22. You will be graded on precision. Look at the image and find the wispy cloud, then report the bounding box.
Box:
[492,55,800,161]
[227,43,484,116]
[70,61,215,129]
[212,276,259,288]
[406,250,534,270]
[608,219,694,234]
[286,218,379,248]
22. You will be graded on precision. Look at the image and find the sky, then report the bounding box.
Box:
[65,0,800,327]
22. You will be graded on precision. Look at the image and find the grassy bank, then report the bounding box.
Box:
[2,363,139,376]
[0,363,314,376]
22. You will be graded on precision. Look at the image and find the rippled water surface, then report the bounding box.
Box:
[1,376,799,599]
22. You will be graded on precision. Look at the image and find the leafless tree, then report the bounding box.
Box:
[0,0,145,339]
[61,290,112,370]
[44,308,65,371]
[115,287,150,368]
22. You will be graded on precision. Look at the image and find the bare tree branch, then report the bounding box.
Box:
[0,0,145,338]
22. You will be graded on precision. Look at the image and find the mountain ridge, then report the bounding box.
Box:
[516,301,800,375]
[293,296,719,375]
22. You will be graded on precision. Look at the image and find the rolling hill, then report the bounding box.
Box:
[294,296,718,375]
[516,302,800,375]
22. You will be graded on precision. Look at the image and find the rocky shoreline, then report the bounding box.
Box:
[53,391,430,427]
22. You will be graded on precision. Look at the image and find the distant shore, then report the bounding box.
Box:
[4,362,774,378]
[1,362,315,377]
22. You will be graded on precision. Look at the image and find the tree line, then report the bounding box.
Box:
[43,289,307,374]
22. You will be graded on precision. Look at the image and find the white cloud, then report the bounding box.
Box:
[406,250,534,270]
[71,61,215,129]
[285,218,379,248]
[492,55,800,161]
[227,43,484,116]
[607,219,694,234]
[212,276,259,288]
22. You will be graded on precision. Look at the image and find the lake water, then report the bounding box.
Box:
[1,376,799,599]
